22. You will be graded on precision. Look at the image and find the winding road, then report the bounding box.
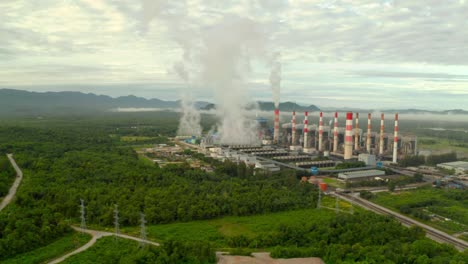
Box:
[47,226,160,264]
[0,154,23,212]
[334,192,468,251]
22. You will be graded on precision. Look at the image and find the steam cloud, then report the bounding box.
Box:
[177,94,202,137]
[270,53,282,108]
[142,0,272,144]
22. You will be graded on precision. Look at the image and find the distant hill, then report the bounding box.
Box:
[0,89,466,116]
[201,101,320,112]
[0,89,179,116]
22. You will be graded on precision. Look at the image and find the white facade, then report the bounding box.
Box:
[358,154,377,166]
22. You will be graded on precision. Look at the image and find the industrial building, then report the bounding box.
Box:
[338,169,386,182]
[358,154,377,166]
[437,161,468,175]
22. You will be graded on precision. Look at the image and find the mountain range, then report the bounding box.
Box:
[0,89,466,116]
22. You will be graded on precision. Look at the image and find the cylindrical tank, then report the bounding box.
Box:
[319,182,328,192]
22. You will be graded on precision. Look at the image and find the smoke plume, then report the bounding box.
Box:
[270,52,282,108]
[141,1,270,144]
[177,94,202,137]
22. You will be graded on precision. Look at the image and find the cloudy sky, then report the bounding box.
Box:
[1,0,467,110]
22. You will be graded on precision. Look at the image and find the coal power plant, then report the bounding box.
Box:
[184,102,417,175]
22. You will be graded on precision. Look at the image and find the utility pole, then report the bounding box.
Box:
[317,188,321,209]
[335,195,339,214]
[140,212,147,247]
[80,199,86,233]
[114,204,120,237]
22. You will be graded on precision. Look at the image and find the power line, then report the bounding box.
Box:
[114,204,120,238]
[80,199,86,233]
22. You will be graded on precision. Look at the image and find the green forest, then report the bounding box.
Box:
[0,114,467,263]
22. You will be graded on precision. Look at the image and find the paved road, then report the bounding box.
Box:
[334,192,468,251]
[48,226,159,264]
[0,154,23,212]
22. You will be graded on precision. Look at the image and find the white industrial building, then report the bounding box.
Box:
[255,161,280,172]
[338,169,385,182]
[437,161,468,175]
[358,154,377,166]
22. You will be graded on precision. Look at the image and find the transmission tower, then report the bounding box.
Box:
[317,188,321,209]
[140,212,147,247]
[114,204,120,236]
[335,195,339,214]
[80,199,86,233]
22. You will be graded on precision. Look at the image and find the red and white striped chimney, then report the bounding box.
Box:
[366,113,372,153]
[344,112,353,160]
[379,113,385,155]
[291,111,296,145]
[354,113,360,151]
[318,112,323,151]
[333,112,338,152]
[274,108,280,143]
[303,111,309,149]
[393,113,399,163]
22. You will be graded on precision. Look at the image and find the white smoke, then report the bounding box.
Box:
[140,1,268,145]
[177,94,202,137]
[269,52,282,108]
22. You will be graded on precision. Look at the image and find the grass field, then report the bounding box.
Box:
[371,186,468,236]
[62,236,159,264]
[118,197,353,248]
[120,136,158,142]
[3,231,91,264]
[418,136,468,158]
[321,177,345,188]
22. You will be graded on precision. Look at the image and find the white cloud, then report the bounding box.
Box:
[0,0,467,110]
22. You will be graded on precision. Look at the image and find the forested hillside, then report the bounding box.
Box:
[0,124,315,260]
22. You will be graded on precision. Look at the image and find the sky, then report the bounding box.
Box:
[1,0,467,110]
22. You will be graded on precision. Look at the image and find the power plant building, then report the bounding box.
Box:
[338,169,385,182]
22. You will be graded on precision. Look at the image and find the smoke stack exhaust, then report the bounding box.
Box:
[354,113,360,151]
[274,108,280,143]
[393,113,399,163]
[291,111,296,145]
[366,113,372,153]
[303,111,309,149]
[318,112,323,151]
[379,113,385,155]
[344,112,353,160]
[333,112,338,152]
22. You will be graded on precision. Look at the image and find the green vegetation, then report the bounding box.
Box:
[120,207,467,263]
[0,154,16,198]
[63,236,216,264]
[0,122,315,260]
[371,187,468,234]
[335,161,366,170]
[399,152,457,167]
[1,114,467,263]
[2,232,91,264]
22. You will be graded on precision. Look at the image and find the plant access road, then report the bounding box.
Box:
[0,154,23,212]
[47,226,160,264]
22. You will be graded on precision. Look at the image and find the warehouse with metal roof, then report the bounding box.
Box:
[338,169,385,182]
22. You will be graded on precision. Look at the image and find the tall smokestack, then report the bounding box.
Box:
[344,112,353,160]
[274,108,280,143]
[354,113,360,151]
[333,112,338,152]
[366,113,372,153]
[303,111,309,149]
[393,113,399,163]
[318,112,324,151]
[379,113,385,155]
[291,111,296,145]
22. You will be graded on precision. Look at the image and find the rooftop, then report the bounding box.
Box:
[438,161,468,169]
